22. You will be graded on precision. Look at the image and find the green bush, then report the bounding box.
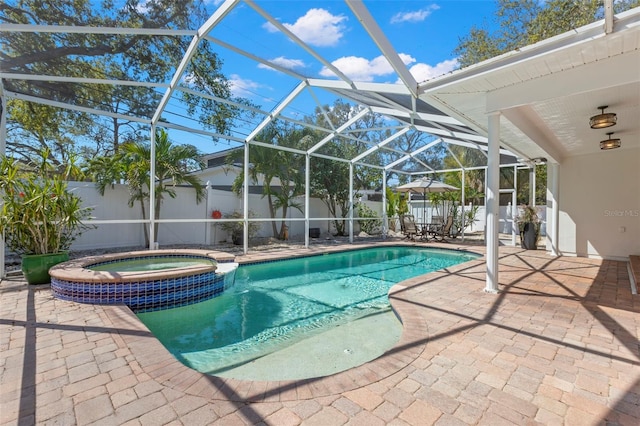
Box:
[356,202,382,234]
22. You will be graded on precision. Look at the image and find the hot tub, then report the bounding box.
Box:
[49,249,238,313]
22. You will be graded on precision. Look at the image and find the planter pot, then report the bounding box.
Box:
[21,252,69,285]
[519,222,538,250]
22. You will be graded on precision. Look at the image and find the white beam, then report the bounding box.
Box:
[0,73,168,88]
[245,82,307,142]
[421,93,530,161]
[306,79,411,95]
[177,86,266,116]
[249,140,307,156]
[412,124,489,144]
[205,35,307,81]
[308,108,369,154]
[500,106,566,164]
[151,0,239,125]
[351,127,409,163]
[160,121,244,143]
[346,1,418,97]
[4,90,152,124]
[385,139,441,169]
[370,106,465,126]
[0,23,195,36]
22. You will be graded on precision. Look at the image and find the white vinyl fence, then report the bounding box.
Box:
[67,182,543,251]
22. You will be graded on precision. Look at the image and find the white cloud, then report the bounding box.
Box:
[320,53,415,82]
[263,8,347,47]
[228,74,266,97]
[258,56,306,71]
[390,5,440,24]
[406,58,459,82]
[135,1,150,14]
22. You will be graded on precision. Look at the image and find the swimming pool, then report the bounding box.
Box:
[137,246,478,380]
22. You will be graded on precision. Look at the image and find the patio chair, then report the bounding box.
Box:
[430,215,454,242]
[400,214,422,241]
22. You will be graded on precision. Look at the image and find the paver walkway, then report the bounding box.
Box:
[1,242,639,425]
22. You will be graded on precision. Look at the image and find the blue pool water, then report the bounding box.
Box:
[137,246,478,378]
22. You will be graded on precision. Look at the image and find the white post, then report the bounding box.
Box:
[149,125,157,250]
[461,169,466,241]
[530,166,536,207]
[305,154,310,248]
[485,112,500,293]
[205,181,214,244]
[512,164,518,246]
[547,162,560,256]
[243,143,250,255]
[511,195,517,246]
[382,169,387,239]
[348,163,354,243]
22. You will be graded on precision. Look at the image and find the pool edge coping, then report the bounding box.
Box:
[49,249,235,283]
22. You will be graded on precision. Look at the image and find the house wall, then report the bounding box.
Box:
[557,147,640,260]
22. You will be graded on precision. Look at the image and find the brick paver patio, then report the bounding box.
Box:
[1,242,639,425]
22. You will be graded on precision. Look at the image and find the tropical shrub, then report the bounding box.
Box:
[0,155,93,255]
[356,202,382,234]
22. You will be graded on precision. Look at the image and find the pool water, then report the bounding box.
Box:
[137,247,477,379]
[89,256,215,272]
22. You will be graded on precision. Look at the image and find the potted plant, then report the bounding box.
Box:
[220,210,260,245]
[515,204,541,250]
[0,155,93,284]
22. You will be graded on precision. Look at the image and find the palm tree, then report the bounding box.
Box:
[87,128,205,245]
[228,121,308,239]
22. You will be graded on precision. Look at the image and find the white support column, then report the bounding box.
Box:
[382,169,387,239]
[512,165,518,246]
[485,112,500,293]
[349,163,354,243]
[305,154,310,248]
[149,125,157,250]
[204,181,210,244]
[530,166,536,207]
[511,192,517,246]
[546,162,560,256]
[461,169,466,241]
[243,143,250,255]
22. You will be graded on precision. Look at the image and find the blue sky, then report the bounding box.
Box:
[161,1,499,151]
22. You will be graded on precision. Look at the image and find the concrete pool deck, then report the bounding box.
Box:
[1,240,639,425]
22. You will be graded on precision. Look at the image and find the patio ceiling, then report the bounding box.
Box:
[420,7,640,163]
[1,1,639,171]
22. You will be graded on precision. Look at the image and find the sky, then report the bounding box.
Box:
[160,0,499,152]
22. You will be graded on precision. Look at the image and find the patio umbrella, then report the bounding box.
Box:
[395,177,459,223]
